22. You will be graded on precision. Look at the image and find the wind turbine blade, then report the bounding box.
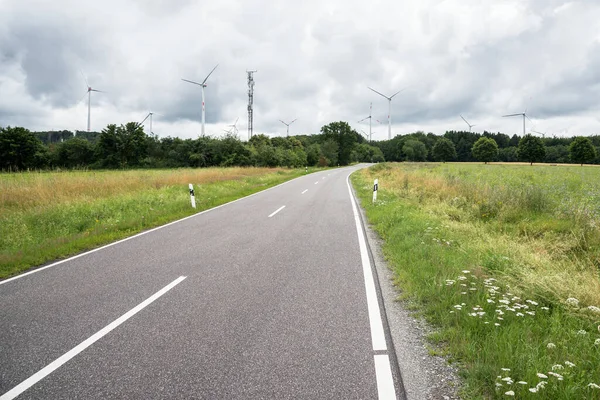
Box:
[76,91,88,104]
[234,117,239,125]
[367,87,389,99]
[139,113,151,125]
[202,64,219,85]
[80,70,89,87]
[181,78,203,86]
[90,89,105,93]
[290,119,297,124]
[279,119,286,125]
[502,113,523,117]
[460,115,470,125]
[358,116,369,123]
[390,87,407,99]
[525,115,533,123]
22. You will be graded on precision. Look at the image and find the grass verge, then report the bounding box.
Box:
[0,167,317,279]
[351,162,600,399]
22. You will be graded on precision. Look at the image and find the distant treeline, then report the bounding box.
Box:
[0,122,384,171]
[2,123,600,171]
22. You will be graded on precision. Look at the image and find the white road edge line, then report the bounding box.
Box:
[268,205,286,218]
[0,170,315,287]
[374,355,396,400]
[0,276,187,400]
[346,172,396,400]
[301,189,308,194]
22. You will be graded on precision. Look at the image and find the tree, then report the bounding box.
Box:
[471,137,498,164]
[54,138,95,168]
[321,139,339,166]
[96,123,148,168]
[320,121,362,165]
[402,139,427,161]
[498,147,518,162]
[0,126,46,170]
[569,137,597,166]
[306,143,321,166]
[432,138,457,162]
[517,134,546,165]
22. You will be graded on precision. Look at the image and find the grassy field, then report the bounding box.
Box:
[351,163,600,399]
[0,167,312,279]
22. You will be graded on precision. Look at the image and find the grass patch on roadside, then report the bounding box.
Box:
[352,162,600,399]
[0,167,316,279]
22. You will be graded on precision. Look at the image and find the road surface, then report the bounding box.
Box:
[0,165,403,399]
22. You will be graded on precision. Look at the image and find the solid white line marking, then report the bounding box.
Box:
[268,205,286,218]
[347,173,396,399]
[346,173,387,351]
[374,355,396,400]
[301,189,308,194]
[0,171,311,287]
[0,276,187,400]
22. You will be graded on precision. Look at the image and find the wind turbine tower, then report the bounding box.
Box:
[80,73,104,132]
[182,64,219,136]
[358,102,373,142]
[279,119,297,137]
[247,70,257,140]
[368,86,406,140]
[460,115,476,132]
[502,110,531,136]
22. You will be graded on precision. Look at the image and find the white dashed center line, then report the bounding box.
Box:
[268,206,286,218]
[301,189,308,194]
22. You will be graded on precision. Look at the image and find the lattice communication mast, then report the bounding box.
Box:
[247,70,256,140]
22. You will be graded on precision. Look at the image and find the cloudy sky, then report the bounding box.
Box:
[1,0,600,140]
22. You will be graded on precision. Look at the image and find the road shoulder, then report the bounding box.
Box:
[355,192,462,400]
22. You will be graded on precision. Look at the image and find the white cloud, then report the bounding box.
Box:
[1,0,599,140]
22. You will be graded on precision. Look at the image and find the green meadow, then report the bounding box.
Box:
[352,163,600,399]
[0,167,310,279]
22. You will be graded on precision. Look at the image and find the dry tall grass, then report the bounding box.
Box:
[0,167,285,213]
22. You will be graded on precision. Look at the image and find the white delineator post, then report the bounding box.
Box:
[189,184,196,208]
[373,179,378,204]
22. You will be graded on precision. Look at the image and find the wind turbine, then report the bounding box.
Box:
[279,118,297,137]
[182,64,219,136]
[502,110,531,136]
[139,112,163,135]
[532,130,547,138]
[224,117,239,137]
[358,102,373,142]
[367,86,406,140]
[80,72,105,132]
[460,115,476,132]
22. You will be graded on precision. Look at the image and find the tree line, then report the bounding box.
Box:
[0,122,384,171]
[2,122,599,171]
[372,130,600,165]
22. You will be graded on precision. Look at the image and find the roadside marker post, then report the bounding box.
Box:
[305,166,308,174]
[189,184,196,208]
[373,179,378,204]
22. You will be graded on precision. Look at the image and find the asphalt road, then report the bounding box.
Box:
[0,165,401,399]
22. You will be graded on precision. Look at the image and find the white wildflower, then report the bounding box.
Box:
[541,306,550,310]
[588,383,600,389]
[453,305,463,309]
[516,312,524,317]
[564,361,576,368]
[495,323,501,326]
[498,317,504,320]
[577,330,588,336]
[496,382,503,388]
[502,377,513,382]
[526,311,536,316]
[529,388,537,393]
[566,297,579,307]
[461,292,467,295]
[537,373,548,379]
[462,270,471,274]
[547,343,556,349]
[526,300,539,306]
[548,371,564,380]
[517,381,527,385]
[469,288,477,291]
[499,299,510,305]
[458,276,467,281]
[587,305,600,314]
[449,311,455,314]
[551,364,563,370]
[504,390,515,396]
[487,299,496,303]
[536,381,547,390]
[594,338,600,346]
